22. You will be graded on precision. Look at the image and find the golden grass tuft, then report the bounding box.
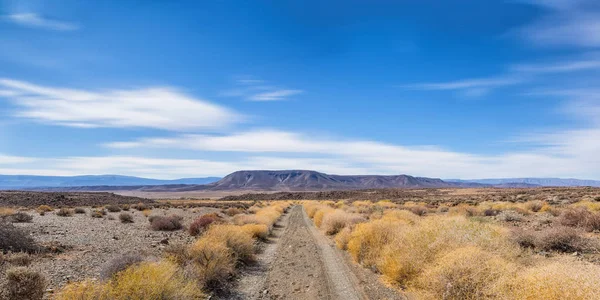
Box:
[413,246,515,299]
[57,262,204,300]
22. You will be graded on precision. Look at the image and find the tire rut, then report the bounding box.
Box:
[259,205,365,300]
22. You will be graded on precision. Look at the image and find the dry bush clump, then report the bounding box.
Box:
[335,227,352,250]
[202,225,255,264]
[150,215,183,231]
[74,207,86,214]
[0,222,39,253]
[135,202,148,211]
[90,209,104,218]
[320,210,365,235]
[347,218,405,268]
[189,213,219,236]
[56,208,73,217]
[224,207,243,216]
[57,261,203,299]
[3,267,46,300]
[142,209,152,217]
[9,212,33,223]
[100,254,144,279]
[0,207,16,217]
[413,246,515,299]
[558,207,600,231]
[408,205,428,216]
[496,210,524,222]
[513,227,596,253]
[36,205,52,213]
[4,252,32,266]
[502,260,600,299]
[105,205,121,213]
[527,200,546,212]
[188,239,236,289]
[241,224,269,240]
[118,213,134,223]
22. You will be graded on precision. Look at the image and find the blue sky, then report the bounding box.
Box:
[0,0,599,179]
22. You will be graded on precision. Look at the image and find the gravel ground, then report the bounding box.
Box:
[12,206,220,292]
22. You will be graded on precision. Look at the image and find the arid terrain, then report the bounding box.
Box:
[1,187,600,299]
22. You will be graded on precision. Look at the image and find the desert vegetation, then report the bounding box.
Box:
[50,201,291,298]
[303,195,600,299]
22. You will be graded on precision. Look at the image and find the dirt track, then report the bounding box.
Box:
[234,205,402,300]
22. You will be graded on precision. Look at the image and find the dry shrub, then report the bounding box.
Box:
[10,212,33,223]
[321,210,365,235]
[313,207,334,228]
[413,246,514,299]
[105,205,121,213]
[118,212,134,223]
[164,244,190,266]
[4,252,32,266]
[224,207,243,216]
[56,208,73,217]
[526,200,546,212]
[142,209,152,217]
[376,216,517,287]
[0,207,16,217]
[347,218,405,268]
[408,205,428,216]
[232,214,259,226]
[57,261,203,299]
[121,204,130,211]
[36,205,52,213]
[100,254,144,280]
[74,207,86,214]
[202,225,255,264]
[382,209,420,224]
[502,260,600,299]
[90,210,104,218]
[135,202,148,211]
[4,267,45,300]
[189,214,218,236]
[241,224,269,240]
[0,222,39,253]
[335,227,352,250]
[449,205,481,217]
[558,207,600,231]
[188,239,235,289]
[535,227,594,253]
[150,215,183,231]
[496,210,524,222]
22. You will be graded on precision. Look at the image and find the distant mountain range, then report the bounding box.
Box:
[0,175,221,189]
[2,171,599,192]
[447,178,600,187]
[207,170,459,190]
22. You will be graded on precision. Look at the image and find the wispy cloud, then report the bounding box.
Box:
[518,0,600,48]
[5,13,79,31]
[221,76,303,101]
[250,89,303,101]
[0,78,242,131]
[104,90,600,179]
[404,76,523,91]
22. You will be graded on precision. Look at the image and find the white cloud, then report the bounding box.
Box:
[6,13,79,31]
[222,76,303,101]
[404,76,523,91]
[519,0,600,48]
[249,89,303,101]
[0,78,242,131]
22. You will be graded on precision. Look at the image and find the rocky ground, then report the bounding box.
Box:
[12,206,219,292]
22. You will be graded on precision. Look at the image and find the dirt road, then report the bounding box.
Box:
[233,205,401,300]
